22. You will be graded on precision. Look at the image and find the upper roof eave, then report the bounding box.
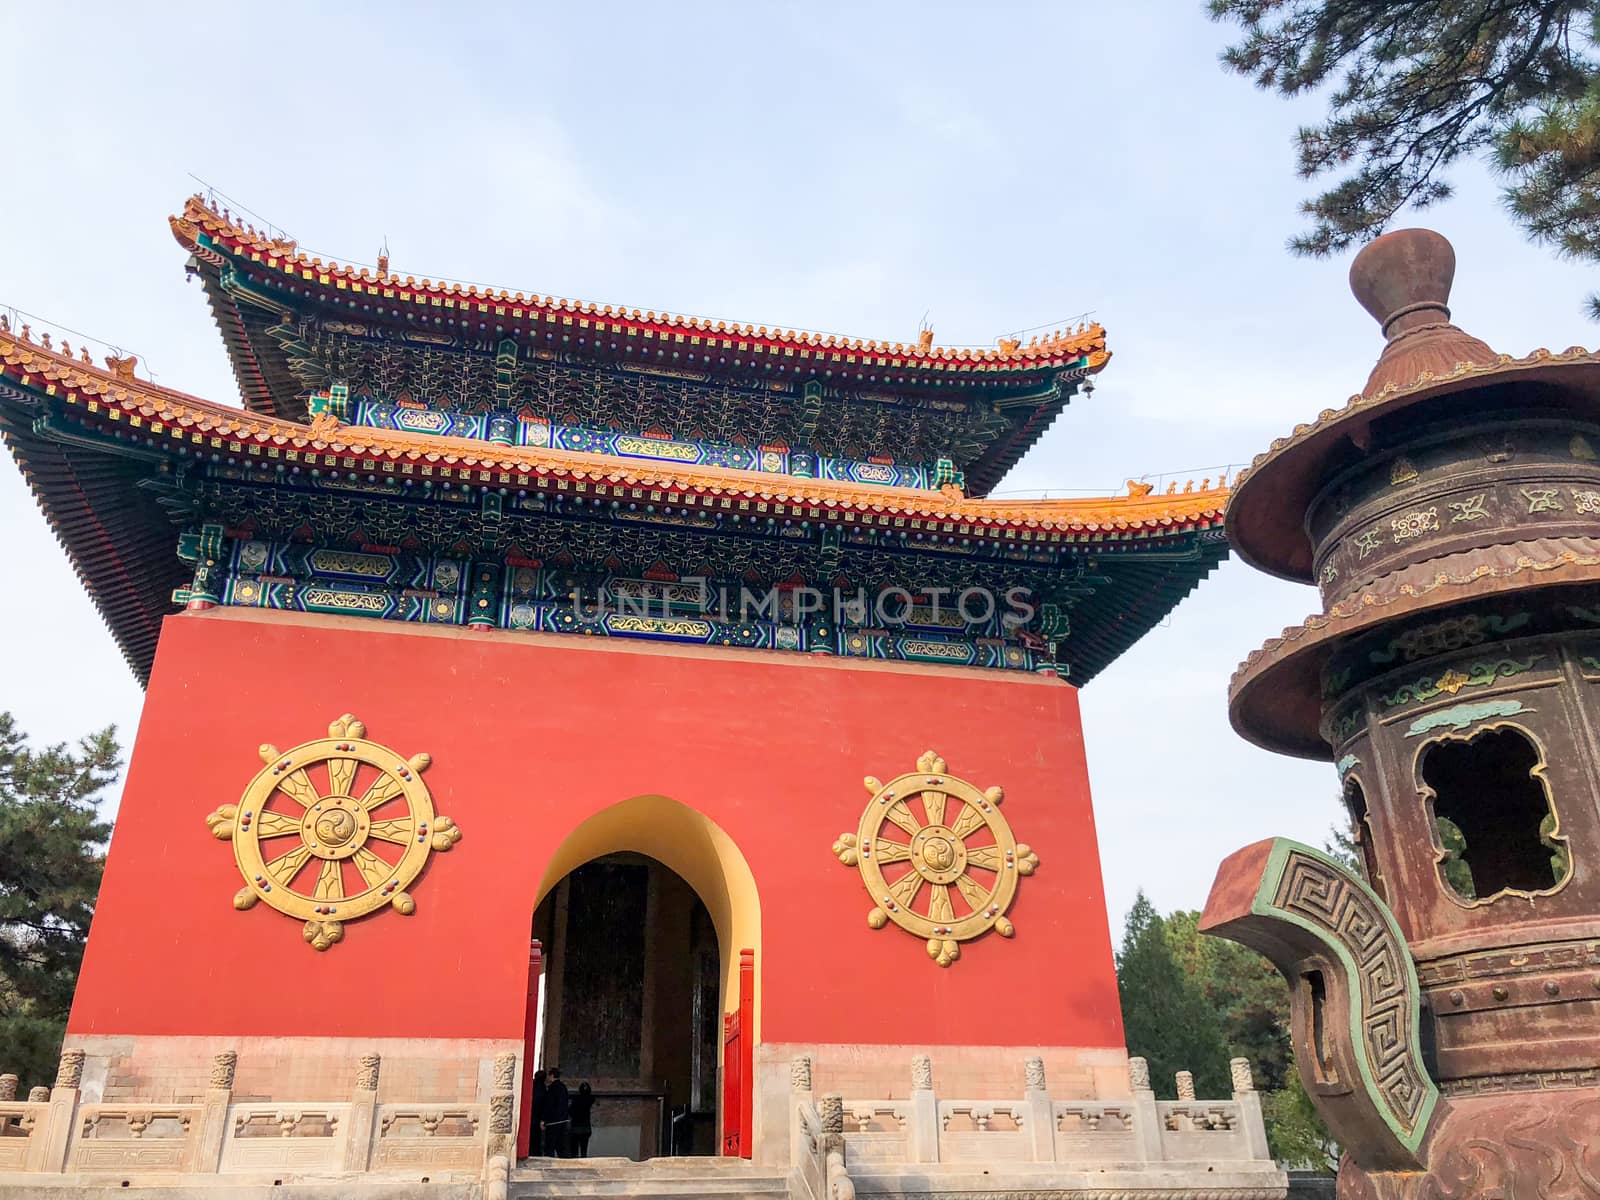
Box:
[0,329,1225,536]
[169,196,1112,381]
[1225,347,1600,582]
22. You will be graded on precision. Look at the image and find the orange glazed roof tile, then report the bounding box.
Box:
[0,327,1226,537]
[170,195,1112,375]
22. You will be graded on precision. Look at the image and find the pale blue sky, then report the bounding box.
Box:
[2,2,1595,927]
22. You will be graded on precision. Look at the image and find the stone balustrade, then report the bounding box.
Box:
[0,1048,497,1185]
[789,1053,1284,1199]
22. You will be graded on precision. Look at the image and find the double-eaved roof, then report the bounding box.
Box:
[0,196,1229,685]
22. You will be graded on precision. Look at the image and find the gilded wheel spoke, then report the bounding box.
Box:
[358,771,405,811]
[966,845,1003,871]
[368,817,415,845]
[872,840,912,865]
[887,869,923,911]
[264,844,312,887]
[209,715,455,952]
[252,811,301,839]
[276,768,321,809]
[314,859,343,901]
[882,801,921,838]
[835,754,1035,968]
[352,847,390,888]
[949,803,985,840]
[326,757,357,797]
[954,872,991,911]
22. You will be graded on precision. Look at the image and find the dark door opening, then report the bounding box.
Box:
[531,854,721,1159]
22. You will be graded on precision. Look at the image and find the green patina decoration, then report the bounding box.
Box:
[1380,655,1543,709]
[1326,708,1362,745]
[1405,699,1530,737]
[1336,753,1360,777]
[1367,612,1530,666]
[1581,656,1600,674]
[1255,840,1439,1155]
[1569,604,1600,626]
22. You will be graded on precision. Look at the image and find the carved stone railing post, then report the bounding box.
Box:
[343,1052,380,1172]
[40,1048,85,1173]
[1229,1057,1272,1160]
[1175,1070,1196,1101]
[0,1074,17,1101]
[819,1092,844,1157]
[1126,1056,1163,1164]
[485,1152,511,1200]
[790,1056,815,1168]
[487,1051,518,1163]
[1023,1056,1054,1162]
[197,1050,236,1172]
[27,1087,48,1103]
[909,1054,938,1163]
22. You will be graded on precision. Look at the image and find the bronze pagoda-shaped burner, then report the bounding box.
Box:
[1202,229,1600,1194]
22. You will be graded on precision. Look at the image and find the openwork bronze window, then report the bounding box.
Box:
[1343,778,1387,903]
[1419,726,1570,903]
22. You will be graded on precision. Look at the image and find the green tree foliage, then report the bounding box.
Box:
[1207,0,1600,263]
[1164,910,1294,1092]
[1324,817,1362,873]
[1118,889,1339,1171]
[1262,1070,1341,1172]
[1115,892,1232,1098]
[0,713,118,1090]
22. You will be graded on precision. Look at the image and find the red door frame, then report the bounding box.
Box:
[517,939,543,1158]
[721,948,755,1157]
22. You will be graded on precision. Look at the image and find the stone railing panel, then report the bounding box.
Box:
[937,1102,1029,1164]
[1052,1101,1141,1163]
[840,1101,910,1163]
[372,1105,486,1172]
[1157,1100,1252,1161]
[218,1103,351,1174]
[69,1105,204,1174]
[0,1102,48,1172]
[793,1101,827,1200]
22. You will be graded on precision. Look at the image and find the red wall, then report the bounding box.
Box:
[71,612,1124,1050]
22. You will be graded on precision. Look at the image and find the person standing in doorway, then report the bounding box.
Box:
[544,1067,572,1157]
[570,1082,594,1157]
[529,1069,547,1157]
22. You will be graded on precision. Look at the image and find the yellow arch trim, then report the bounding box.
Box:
[534,794,762,1038]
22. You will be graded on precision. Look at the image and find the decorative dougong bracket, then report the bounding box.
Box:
[833,751,1036,967]
[205,714,462,951]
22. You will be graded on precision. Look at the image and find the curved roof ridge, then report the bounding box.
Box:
[171,195,1109,369]
[0,326,1224,533]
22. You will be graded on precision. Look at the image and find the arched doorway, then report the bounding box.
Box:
[533,854,718,1157]
[523,796,761,1162]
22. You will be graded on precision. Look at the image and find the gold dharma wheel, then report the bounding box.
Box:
[205,714,460,951]
[833,751,1038,967]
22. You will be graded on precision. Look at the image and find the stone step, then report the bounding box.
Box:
[510,1156,789,1198]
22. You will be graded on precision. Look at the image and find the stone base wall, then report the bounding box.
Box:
[67,1035,521,1106]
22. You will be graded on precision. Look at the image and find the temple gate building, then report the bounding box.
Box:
[0,196,1279,1198]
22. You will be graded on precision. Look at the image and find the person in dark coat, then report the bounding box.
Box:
[543,1067,572,1158]
[529,1069,547,1157]
[570,1082,595,1157]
